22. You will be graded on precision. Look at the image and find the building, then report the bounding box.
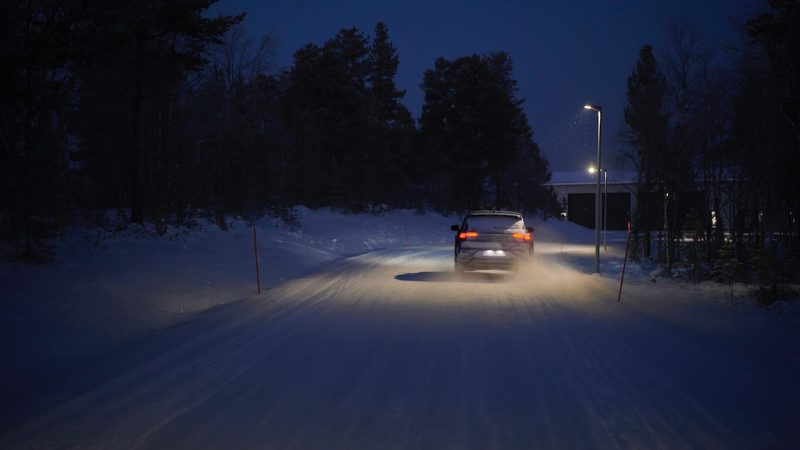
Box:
[547,171,638,231]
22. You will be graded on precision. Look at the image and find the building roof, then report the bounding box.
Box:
[548,170,638,186]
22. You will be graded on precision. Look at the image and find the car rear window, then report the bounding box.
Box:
[465,215,524,232]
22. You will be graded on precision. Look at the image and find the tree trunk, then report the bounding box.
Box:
[131,26,146,226]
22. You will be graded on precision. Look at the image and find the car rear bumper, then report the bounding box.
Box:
[455,249,531,271]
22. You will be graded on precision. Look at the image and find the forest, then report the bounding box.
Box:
[617,2,800,304]
[1,0,799,305]
[0,0,555,262]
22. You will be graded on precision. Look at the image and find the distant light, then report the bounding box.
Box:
[588,166,596,173]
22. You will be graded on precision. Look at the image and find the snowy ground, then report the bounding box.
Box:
[1,208,799,448]
[0,208,457,402]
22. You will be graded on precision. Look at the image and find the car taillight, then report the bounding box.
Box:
[459,231,478,240]
[513,233,532,242]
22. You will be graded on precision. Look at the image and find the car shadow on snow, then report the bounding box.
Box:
[395,271,514,283]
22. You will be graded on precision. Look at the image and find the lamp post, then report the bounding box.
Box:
[584,104,602,274]
[589,167,608,250]
[603,169,607,250]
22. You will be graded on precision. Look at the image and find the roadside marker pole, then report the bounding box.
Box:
[618,221,631,302]
[253,224,261,295]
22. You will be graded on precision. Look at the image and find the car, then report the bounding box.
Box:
[450,210,534,273]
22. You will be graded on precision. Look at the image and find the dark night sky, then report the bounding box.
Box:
[212,0,753,172]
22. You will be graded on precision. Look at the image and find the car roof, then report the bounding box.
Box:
[467,210,524,218]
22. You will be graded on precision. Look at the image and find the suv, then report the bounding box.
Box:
[450,210,534,273]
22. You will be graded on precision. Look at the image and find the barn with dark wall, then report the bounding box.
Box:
[547,171,636,231]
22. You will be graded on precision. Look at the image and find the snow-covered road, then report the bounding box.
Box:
[4,240,798,449]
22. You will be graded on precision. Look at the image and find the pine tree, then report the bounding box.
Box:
[746,0,800,144]
[365,22,412,208]
[0,0,99,259]
[284,25,413,210]
[712,242,740,303]
[621,44,670,258]
[123,1,244,225]
[368,22,405,121]
[419,52,548,212]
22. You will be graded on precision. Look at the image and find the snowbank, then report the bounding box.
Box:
[0,209,459,363]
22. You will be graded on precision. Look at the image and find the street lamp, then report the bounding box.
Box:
[589,167,608,250]
[584,104,602,274]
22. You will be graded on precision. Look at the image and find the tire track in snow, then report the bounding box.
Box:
[519,253,733,449]
[3,246,743,449]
